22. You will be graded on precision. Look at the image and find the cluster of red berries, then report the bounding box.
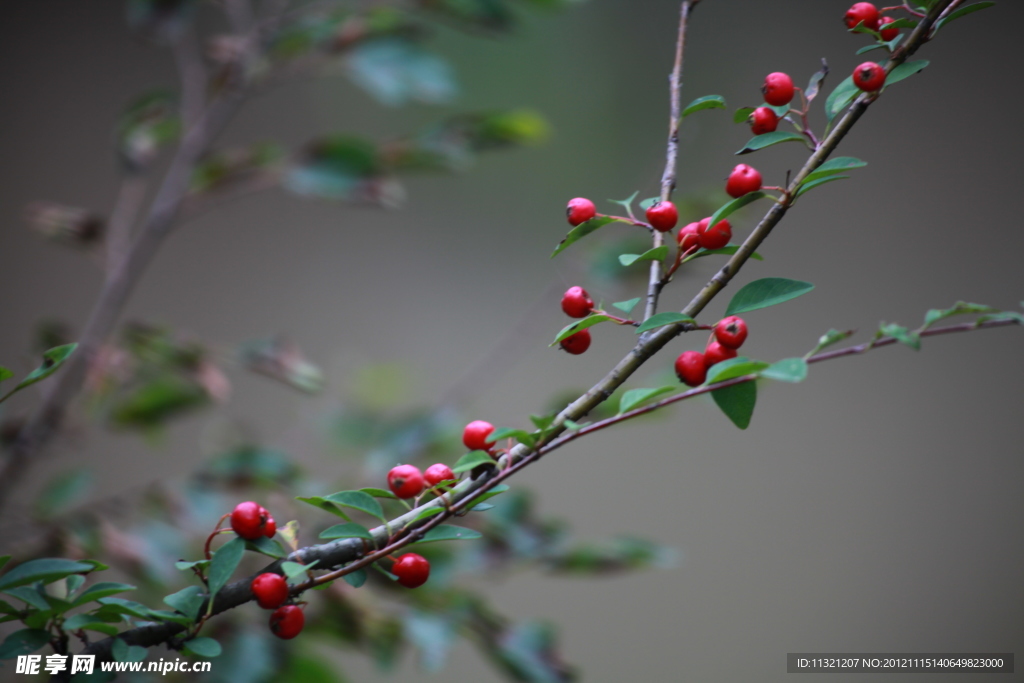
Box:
[250,573,305,639]
[559,286,594,354]
[230,501,277,541]
[674,316,749,387]
[844,3,890,91]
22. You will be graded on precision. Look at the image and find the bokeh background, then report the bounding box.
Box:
[1,0,1022,681]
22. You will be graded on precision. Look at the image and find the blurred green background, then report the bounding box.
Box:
[1,1,1022,680]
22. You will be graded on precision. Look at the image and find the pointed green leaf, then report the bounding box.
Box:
[761,358,808,383]
[708,191,768,228]
[802,157,866,184]
[551,215,617,258]
[489,427,535,449]
[62,615,119,635]
[856,43,886,56]
[724,278,815,316]
[320,522,373,541]
[3,586,50,611]
[183,637,222,658]
[977,311,1024,325]
[612,298,642,314]
[412,507,444,523]
[245,537,285,558]
[795,175,850,198]
[96,597,157,620]
[638,197,660,212]
[529,414,555,431]
[550,314,614,346]
[452,450,495,474]
[618,386,677,414]
[825,75,859,123]
[885,60,929,87]
[71,582,136,607]
[935,2,994,31]
[0,368,11,385]
[9,344,78,396]
[466,483,509,506]
[635,312,695,335]
[0,558,94,592]
[618,245,668,267]
[733,107,755,124]
[607,191,638,216]
[880,323,920,350]
[712,382,757,430]
[207,537,245,600]
[342,568,367,588]
[682,245,764,263]
[735,131,810,155]
[706,357,770,384]
[163,586,204,621]
[923,301,998,328]
[324,490,384,521]
[414,525,483,544]
[359,487,397,500]
[682,94,726,117]
[812,328,854,355]
[281,561,318,581]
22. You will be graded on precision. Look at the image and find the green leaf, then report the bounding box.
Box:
[348,38,456,106]
[724,278,815,316]
[0,367,11,384]
[805,61,830,103]
[343,568,368,588]
[825,75,859,123]
[325,490,385,521]
[95,597,157,620]
[163,586,204,621]
[638,196,660,212]
[761,358,808,383]
[405,611,456,673]
[733,107,755,124]
[880,323,921,350]
[412,507,444,523]
[607,191,638,216]
[923,301,998,328]
[360,487,397,500]
[0,557,9,572]
[935,2,994,31]
[618,386,677,414]
[207,537,245,601]
[3,586,50,611]
[529,414,555,431]
[62,615,118,635]
[712,381,757,430]
[11,344,78,394]
[795,175,850,198]
[281,561,318,581]
[683,245,764,263]
[856,43,887,56]
[0,628,51,659]
[175,559,210,572]
[320,523,373,541]
[612,298,642,314]
[802,157,866,184]
[415,525,483,544]
[635,312,695,335]
[618,245,668,267]
[489,427,536,449]
[248,536,287,559]
[183,636,222,658]
[471,503,495,512]
[735,131,809,155]
[885,60,929,87]
[34,469,92,519]
[682,94,726,117]
[297,496,350,519]
[71,582,136,607]
[550,314,614,346]
[551,216,616,258]
[0,558,94,592]
[812,328,854,354]
[452,450,495,474]
[111,638,148,663]
[706,357,770,384]
[466,483,509,506]
[708,191,768,228]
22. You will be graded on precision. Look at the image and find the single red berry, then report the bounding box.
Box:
[645,201,678,232]
[269,604,304,640]
[263,516,277,538]
[566,197,596,226]
[749,107,779,136]
[877,15,898,41]
[844,2,880,30]
[696,217,732,250]
[714,316,749,350]
[704,340,738,369]
[853,62,886,92]
[761,72,795,107]
[424,463,455,487]
[463,420,496,451]
[561,286,594,318]
[559,329,591,355]
[392,553,431,588]
[674,350,707,387]
[251,573,289,609]
[387,464,425,499]
[230,501,269,541]
[677,222,701,252]
[725,164,762,198]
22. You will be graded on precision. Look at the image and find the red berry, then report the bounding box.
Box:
[424,463,455,487]
[725,164,762,198]
[566,197,596,226]
[392,553,430,588]
[230,501,269,541]
[714,316,749,350]
[677,222,701,252]
[877,15,898,41]
[844,2,880,30]
[559,329,591,355]
[561,286,594,318]
[251,573,289,609]
[263,516,277,538]
[749,107,779,136]
[645,201,678,232]
[761,72,795,107]
[463,420,495,451]
[674,351,707,387]
[387,464,425,499]
[696,217,732,250]
[853,62,886,92]
[704,340,738,369]
[269,604,304,639]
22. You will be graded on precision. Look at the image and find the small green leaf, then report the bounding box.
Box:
[812,328,854,355]
[550,314,614,346]
[325,490,385,521]
[359,487,397,499]
[885,60,929,87]
[452,450,495,474]
[412,507,444,523]
[563,418,583,430]
[708,191,768,228]
[607,191,639,216]
[489,427,536,449]
[712,381,757,430]
[207,537,245,600]
[618,386,677,414]
[682,94,726,117]
[529,414,555,431]
[71,582,136,607]
[343,568,368,588]
[682,245,764,263]
[0,368,11,385]
[551,216,616,258]
[795,175,850,198]
[923,301,998,328]
[735,131,810,155]
[706,357,770,384]
[612,298,642,314]
[802,157,866,184]
[733,107,755,124]
[0,628,51,659]
[320,522,373,541]
[3,586,50,611]
[880,323,920,350]
[724,278,815,316]
[825,75,859,123]
[163,586,204,621]
[95,597,156,620]
[183,636,222,658]
[635,312,695,335]
[175,559,211,572]
[471,503,495,512]
[618,245,668,267]
[10,343,78,395]
[62,615,118,635]
[934,2,994,31]
[0,558,94,592]
[977,311,1024,325]
[761,358,808,383]
[466,483,509,506]
[281,561,318,581]
[111,638,148,663]
[638,197,660,212]
[414,525,483,544]
[856,43,886,55]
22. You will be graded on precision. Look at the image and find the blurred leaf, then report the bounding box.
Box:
[191,143,285,194]
[453,451,495,475]
[109,374,210,429]
[348,38,456,106]
[203,447,299,488]
[923,301,997,328]
[551,216,617,258]
[550,315,614,346]
[281,561,318,581]
[240,338,324,394]
[712,382,756,430]
[611,298,641,314]
[724,278,814,316]
[406,611,455,672]
[33,469,92,519]
[111,638,148,663]
[163,586,204,621]
[279,652,343,683]
[3,586,50,611]
[497,621,572,683]
[880,323,920,350]
[324,490,385,521]
[467,483,510,506]
[618,246,668,267]
[635,312,694,335]
[208,537,245,600]
[360,487,398,500]
[681,94,726,117]
[795,175,849,198]
[617,386,676,414]
[116,91,181,169]
[183,637,222,658]
[0,558,94,592]
[24,202,103,246]
[71,582,137,608]
[62,615,118,635]
[415,525,483,544]
[342,568,368,588]
[286,136,381,200]
[804,60,829,103]
[0,629,51,660]
[95,597,155,620]
[546,536,677,574]
[761,358,808,383]
[812,328,854,355]
[735,131,809,155]
[297,496,351,520]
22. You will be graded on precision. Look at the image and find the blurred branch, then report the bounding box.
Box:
[104,177,149,272]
